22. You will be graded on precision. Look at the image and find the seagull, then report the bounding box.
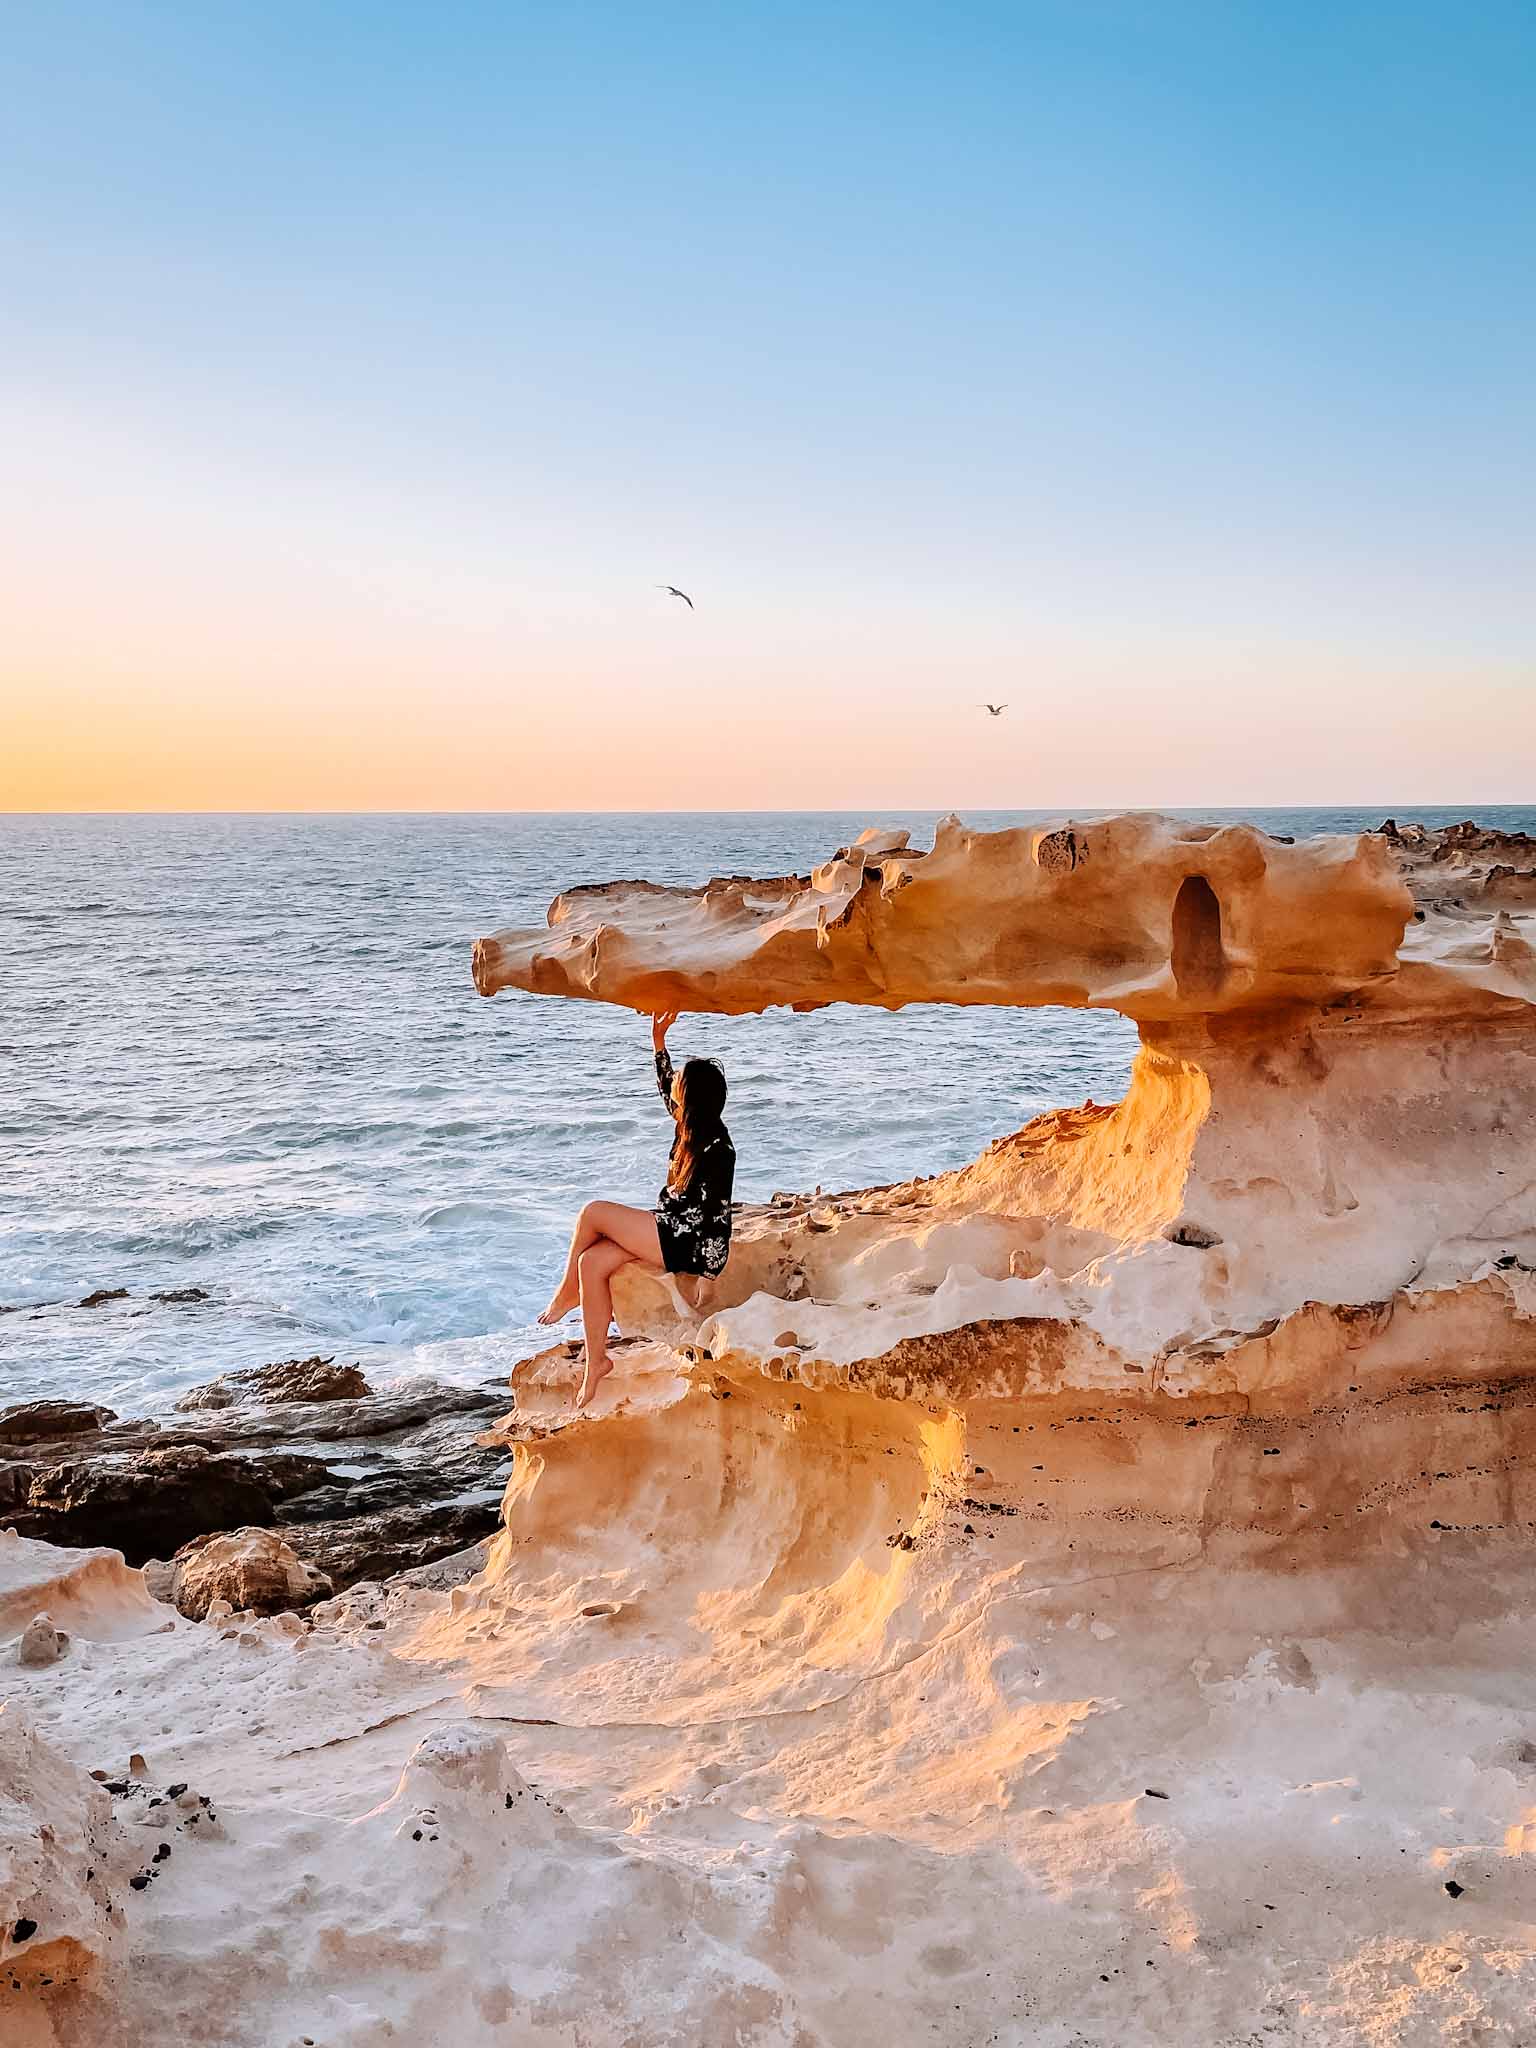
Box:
[657,585,695,610]
[978,703,1008,716]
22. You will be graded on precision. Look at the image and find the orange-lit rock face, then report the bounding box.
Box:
[475,811,1536,1410]
[473,814,1419,1023]
[471,818,1536,1704]
[472,813,1536,1584]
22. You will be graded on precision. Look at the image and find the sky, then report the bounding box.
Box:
[4,1,1534,811]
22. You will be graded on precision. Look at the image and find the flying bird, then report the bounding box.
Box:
[978,703,1008,716]
[658,585,695,610]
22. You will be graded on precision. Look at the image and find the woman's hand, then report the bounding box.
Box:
[651,1009,679,1050]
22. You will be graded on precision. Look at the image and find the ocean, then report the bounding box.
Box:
[4,806,1532,1416]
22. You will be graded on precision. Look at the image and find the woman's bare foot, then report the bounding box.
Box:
[538,1281,579,1325]
[574,1349,614,1409]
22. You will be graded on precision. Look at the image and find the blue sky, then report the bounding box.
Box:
[5,2,1534,808]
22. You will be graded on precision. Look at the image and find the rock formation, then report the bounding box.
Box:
[25,1445,282,1563]
[473,812,1536,1567]
[3,1375,510,1587]
[173,1356,372,1411]
[0,1402,118,1445]
[473,814,1420,1019]
[5,814,1534,2046]
[16,1612,70,1667]
[0,1703,131,1996]
[165,1528,333,1621]
[1380,814,1536,908]
[454,812,1536,2035]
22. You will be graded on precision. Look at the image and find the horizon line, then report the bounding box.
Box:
[2,801,1528,821]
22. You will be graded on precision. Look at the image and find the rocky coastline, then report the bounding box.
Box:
[5,813,1535,2048]
[1,1351,511,1596]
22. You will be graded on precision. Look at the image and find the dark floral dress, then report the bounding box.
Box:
[653,1049,735,1276]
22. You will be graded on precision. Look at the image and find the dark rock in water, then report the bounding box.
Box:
[257,1380,498,1443]
[8,1375,510,1593]
[276,1407,508,1523]
[1,1418,164,1468]
[246,1452,336,1502]
[175,1356,372,1411]
[77,1289,129,1309]
[282,1498,503,1590]
[25,1445,277,1562]
[0,1380,499,1469]
[270,1399,511,1592]
[0,1400,117,1444]
[0,1461,36,1511]
[151,1287,210,1305]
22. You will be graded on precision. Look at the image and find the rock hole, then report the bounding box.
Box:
[1033,827,1085,874]
[1164,1221,1223,1250]
[1171,875,1226,1001]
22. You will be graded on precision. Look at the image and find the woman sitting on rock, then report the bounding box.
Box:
[538,1010,735,1408]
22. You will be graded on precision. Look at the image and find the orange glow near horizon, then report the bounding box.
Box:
[5,402,1533,814]
[9,627,1535,812]
[9,653,1536,813]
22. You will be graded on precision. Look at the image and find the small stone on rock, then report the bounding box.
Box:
[18,1614,70,1667]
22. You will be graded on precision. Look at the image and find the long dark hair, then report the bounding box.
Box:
[668,1056,728,1191]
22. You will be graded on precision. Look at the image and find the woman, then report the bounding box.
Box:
[537,1010,735,1408]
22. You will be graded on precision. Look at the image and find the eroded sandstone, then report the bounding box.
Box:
[474,811,1536,1573]
[0,1702,131,1993]
[473,813,1425,1021]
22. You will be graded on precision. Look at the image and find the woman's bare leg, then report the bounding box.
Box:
[575,1239,634,1407]
[539,1201,664,1323]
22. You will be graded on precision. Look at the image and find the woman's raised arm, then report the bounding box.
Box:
[651,1011,680,1115]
